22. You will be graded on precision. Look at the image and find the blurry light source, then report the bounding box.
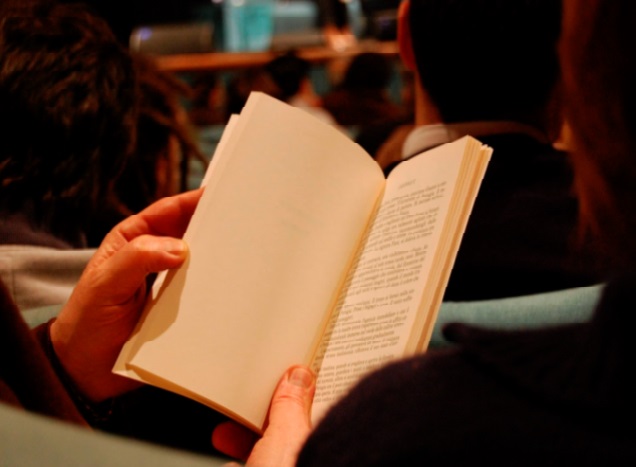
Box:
[130,23,214,55]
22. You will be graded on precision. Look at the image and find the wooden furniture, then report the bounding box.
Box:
[154,40,399,72]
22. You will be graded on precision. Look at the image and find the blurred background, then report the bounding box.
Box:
[58,0,412,189]
[66,0,401,52]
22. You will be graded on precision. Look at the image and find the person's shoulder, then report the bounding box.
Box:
[300,319,636,466]
[479,132,574,185]
[481,133,568,164]
[299,348,473,465]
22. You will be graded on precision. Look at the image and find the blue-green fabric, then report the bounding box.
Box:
[430,284,603,347]
[23,284,604,345]
[21,303,63,329]
[0,402,228,466]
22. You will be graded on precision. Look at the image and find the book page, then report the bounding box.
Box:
[405,137,492,351]
[200,114,240,188]
[114,93,385,432]
[148,115,242,295]
[310,137,490,423]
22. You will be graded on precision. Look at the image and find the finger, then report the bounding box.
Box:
[243,366,316,467]
[82,235,188,305]
[117,188,204,240]
[267,365,316,430]
[84,189,202,272]
[212,421,258,461]
[211,368,315,463]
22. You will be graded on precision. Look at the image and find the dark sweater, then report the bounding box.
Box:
[298,275,636,466]
[0,280,86,424]
[442,133,606,300]
[0,279,228,457]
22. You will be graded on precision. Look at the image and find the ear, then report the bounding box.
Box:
[398,0,417,72]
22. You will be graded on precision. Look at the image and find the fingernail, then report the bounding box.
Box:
[169,239,187,252]
[164,239,187,257]
[289,367,314,389]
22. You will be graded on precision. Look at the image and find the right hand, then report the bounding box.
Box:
[213,365,316,466]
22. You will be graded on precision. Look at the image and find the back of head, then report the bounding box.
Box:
[560,0,636,272]
[408,0,561,123]
[341,52,393,91]
[0,0,136,242]
[264,52,311,101]
[225,68,280,117]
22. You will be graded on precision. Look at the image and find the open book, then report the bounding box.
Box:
[114,92,492,433]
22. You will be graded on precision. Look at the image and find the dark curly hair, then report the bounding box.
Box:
[86,53,208,246]
[0,0,137,245]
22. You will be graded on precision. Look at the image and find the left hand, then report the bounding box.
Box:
[50,189,202,402]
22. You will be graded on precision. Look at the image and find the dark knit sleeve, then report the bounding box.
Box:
[0,280,86,426]
[2,281,227,456]
[33,320,116,426]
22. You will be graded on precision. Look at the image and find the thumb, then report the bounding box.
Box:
[267,366,315,430]
[212,367,315,465]
[244,366,315,466]
[118,235,189,276]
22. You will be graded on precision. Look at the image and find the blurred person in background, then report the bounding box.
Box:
[265,51,338,126]
[323,51,408,128]
[381,0,606,300]
[189,72,228,127]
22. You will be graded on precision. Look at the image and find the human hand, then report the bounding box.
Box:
[212,365,316,466]
[49,189,203,402]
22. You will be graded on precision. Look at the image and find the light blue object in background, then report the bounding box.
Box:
[345,0,364,38]
[272,0,318,34]
[223,0,275,51]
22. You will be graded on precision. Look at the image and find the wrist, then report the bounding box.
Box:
[49,317,140,402]
[45,320,116,424]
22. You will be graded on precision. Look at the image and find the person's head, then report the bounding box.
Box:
[398,0,561,125]
[559,0,636,272]
[190,72,226,126]
[225,68,280,118]
[341,52,394,92]
[264,51,311,101]
[0,0,137,242]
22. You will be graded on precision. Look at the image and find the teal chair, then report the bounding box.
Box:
[24,284,604,345]
[21,303,64,329]
[430,284,603,348]
[0,402,228,466]
[12,304,230,466]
